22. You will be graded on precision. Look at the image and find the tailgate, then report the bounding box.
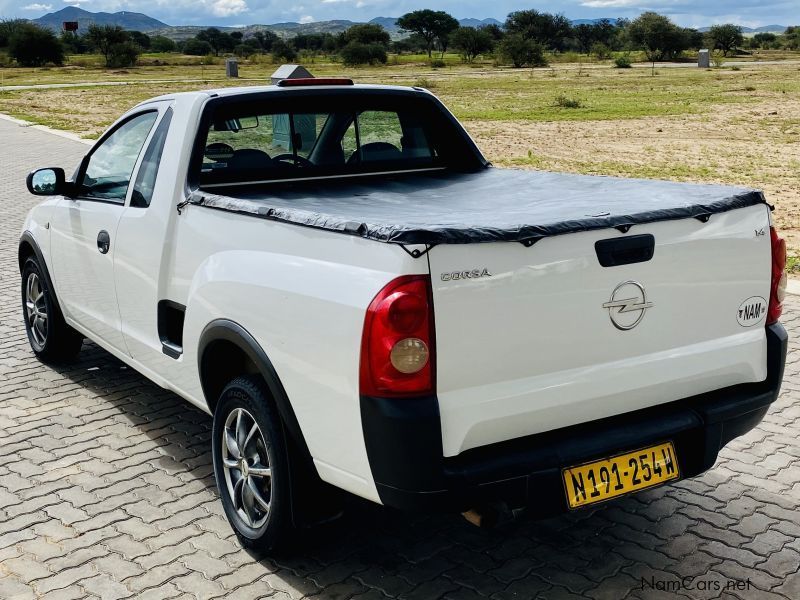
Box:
[428,204,772,457]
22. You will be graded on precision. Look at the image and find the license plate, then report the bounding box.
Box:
[563,441,679,509]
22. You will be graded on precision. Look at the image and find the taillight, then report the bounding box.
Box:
[768,226,787,325]
[360,275,435,397]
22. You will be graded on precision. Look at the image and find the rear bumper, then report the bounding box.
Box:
[360,322,787,514]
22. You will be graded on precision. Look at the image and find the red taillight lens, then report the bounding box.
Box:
[768,226,787,325]
[360,275,435,397]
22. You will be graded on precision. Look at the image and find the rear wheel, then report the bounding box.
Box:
[212,375,291,552]
[21,256,83,363]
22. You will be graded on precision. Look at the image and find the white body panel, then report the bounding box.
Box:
[19,85,776,505]
[428,205,772,456]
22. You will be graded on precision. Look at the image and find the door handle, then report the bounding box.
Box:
[97,230,111,254]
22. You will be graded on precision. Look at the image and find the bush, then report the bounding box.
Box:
[555,95,582,108]
[107,41,140,68]
[8,24,64,67]
[591,42,612,60]
[430,58,446,68]
[499,34,547,68]
[414,76,435,89]
[614,54,632,68]
[184,39,214,56]
[340,41,387,66]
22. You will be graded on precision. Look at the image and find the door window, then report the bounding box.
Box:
[80,111,158,203]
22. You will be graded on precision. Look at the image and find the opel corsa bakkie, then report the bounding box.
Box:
[19,78,788,551]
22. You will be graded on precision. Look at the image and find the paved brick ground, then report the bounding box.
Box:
[1,117,799,600]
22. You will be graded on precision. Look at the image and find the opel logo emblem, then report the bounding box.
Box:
[602,281,653,330]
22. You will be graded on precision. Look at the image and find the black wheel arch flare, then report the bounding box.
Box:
[197,319,312,460]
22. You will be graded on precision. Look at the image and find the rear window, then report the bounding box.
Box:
[193,92,483,187]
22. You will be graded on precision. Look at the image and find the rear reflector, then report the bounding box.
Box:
[767,226,787,325]
[277,78,354,87]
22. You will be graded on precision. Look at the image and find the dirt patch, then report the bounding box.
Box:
[465,97,800,252]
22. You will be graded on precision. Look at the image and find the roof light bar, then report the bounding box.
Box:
[277,78,354,87]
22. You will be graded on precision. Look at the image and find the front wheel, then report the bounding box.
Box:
[212,375,291,552]
[21,256,83,363]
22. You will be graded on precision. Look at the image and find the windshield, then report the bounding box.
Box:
[194,92,485,187]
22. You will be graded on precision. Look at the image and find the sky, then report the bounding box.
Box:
[0,0,796,28]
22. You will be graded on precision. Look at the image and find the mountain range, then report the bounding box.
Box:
[30,7,788,41]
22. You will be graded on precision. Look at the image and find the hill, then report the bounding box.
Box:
[33,7,168,32]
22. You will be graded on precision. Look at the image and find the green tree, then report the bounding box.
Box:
[60,30,89,54]
[751,32,777,49]
[0,19,28,48]
[450,27,494,62]
[251,30,279,52]
[8,24,64,67]
[183,39,213,56]
[499,33,548,68]
[627,12,690,62]
[196,28,236,55]
[151,35,177,53]
[708,24,744,56]
[271,38,297,62]
[339,24,390,48]
[128,31,151,50]
[86,24,129,67]
[504,10,572,51]
[397,9,459,58]
[784,26,800,50]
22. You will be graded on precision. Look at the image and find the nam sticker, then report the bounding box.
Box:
[737,296,767,327]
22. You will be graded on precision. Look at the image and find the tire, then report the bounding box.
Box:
[212,375,291,553]
[21,256,83,363]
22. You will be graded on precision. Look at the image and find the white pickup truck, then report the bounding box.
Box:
[20,78,788,551]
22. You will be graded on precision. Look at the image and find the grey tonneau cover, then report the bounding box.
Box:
[189,167,766,245]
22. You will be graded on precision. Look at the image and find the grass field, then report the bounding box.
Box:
[2,53,800,259]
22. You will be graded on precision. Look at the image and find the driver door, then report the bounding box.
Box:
[50,110,158,353]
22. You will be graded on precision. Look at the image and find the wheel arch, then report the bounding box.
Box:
[19,232,61,311]
[198,319,311,460]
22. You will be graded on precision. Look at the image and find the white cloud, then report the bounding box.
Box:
[299,14,314,23]
[22,2,52,9]
[210,0,248,17]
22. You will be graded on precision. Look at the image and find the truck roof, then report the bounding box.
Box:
[138,83,428,106]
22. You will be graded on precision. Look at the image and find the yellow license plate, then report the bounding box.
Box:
[563,441,679,509]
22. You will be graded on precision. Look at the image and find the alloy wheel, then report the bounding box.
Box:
[221,407,272,529]
[25,272,47,347]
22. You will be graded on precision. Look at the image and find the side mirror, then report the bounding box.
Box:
[26,167,67,196]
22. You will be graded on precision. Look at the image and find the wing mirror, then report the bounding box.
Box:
[26,167,69,196]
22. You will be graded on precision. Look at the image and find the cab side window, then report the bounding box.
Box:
[131,109,173,208]
[80,111,158,203]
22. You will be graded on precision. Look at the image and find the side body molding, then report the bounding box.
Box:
[197,318,311,459]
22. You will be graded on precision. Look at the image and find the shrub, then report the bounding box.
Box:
[8,24,64,67]
[712,51,725,68]
[555,95,582,108]
[614,54,632,68]
[414,76,435,89]
[340,41,387,66]
[107,41,140,68]
[591,42,612,60]
[499,34,548,68]
[430,58,446,68]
